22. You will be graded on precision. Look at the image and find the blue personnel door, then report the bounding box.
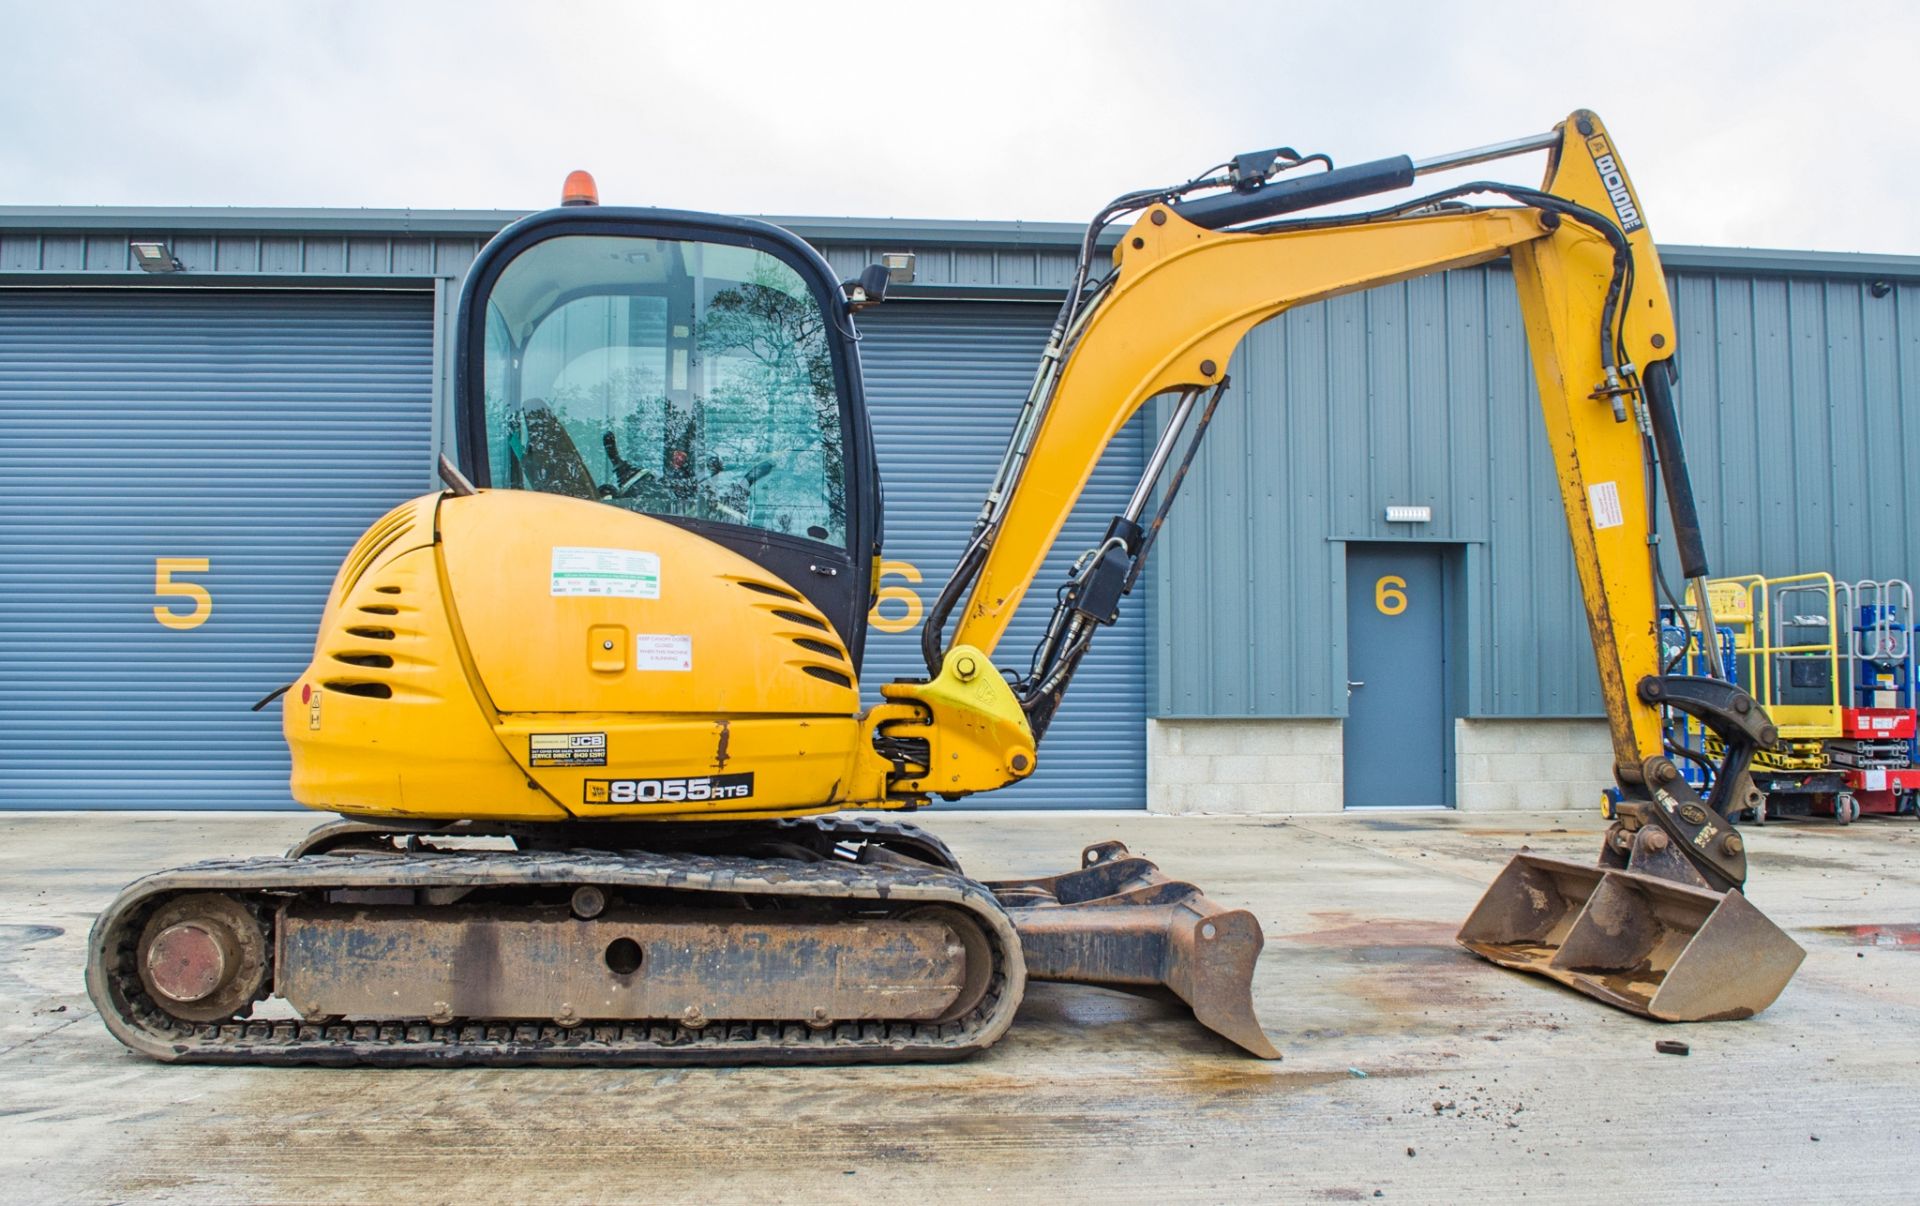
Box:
[1343,544,1451,808]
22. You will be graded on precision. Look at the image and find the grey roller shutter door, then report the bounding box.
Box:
[856,302,1148,809]
[0,289,434,809]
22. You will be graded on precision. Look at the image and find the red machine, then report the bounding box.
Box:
[1719,576,1920,824]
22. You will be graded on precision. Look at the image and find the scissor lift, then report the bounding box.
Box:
[1691,573,1920,823]
[1830,579,1920,818]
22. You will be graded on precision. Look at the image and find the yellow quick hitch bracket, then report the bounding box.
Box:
[877,645,1037,798]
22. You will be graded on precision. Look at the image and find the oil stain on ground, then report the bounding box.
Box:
[1808,923,1920,948]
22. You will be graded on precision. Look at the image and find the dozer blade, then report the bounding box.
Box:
[1457,853,1805,1021]
[986,841,1280,1058]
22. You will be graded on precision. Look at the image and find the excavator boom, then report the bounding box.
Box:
[905,109,1800,1021]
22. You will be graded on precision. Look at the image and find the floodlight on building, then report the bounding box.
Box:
[130,241,184,273]
[881,252,916,285]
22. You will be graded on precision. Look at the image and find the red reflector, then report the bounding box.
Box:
[300,683,312,704]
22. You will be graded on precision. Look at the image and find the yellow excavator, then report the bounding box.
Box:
[88,110,1804,1065]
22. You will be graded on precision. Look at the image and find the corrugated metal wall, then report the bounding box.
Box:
[0,289,434,808]
[0,230,482,279]
[857,303,1149,808]
[813,241,1082,294]
[4,205,1915,798]
[0,218,1073,296]
[1150,269,1920,719]
[1674,274,1920,579]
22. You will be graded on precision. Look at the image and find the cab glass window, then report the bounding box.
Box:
[481,235,846,546]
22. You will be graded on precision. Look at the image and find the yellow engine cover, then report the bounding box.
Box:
[285,490,895,822]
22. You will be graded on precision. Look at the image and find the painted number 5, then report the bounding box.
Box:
[1375,574,1408,616]
[154,557,213,630]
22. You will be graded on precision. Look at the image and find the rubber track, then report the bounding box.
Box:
[86,847,1026,1066]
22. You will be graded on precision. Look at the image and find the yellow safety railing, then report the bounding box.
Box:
[1718,572,1841,740]
[1679,573,1915,778]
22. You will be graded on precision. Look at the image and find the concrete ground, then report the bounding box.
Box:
[2,808,1916,1204]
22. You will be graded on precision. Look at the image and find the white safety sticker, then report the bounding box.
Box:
[635,633,693,671]
[529,732,608,768]
[551,547,660,598]
[1588,481,1624,530]
[1865,769,1888,791]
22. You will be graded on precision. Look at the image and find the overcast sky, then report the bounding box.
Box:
[3,1,1913,255]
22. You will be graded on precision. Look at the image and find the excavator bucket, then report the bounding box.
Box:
[1457,853,1805,1021]
[986,841,1280,1058]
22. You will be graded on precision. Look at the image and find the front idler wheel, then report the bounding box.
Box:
[136,893,270,1023]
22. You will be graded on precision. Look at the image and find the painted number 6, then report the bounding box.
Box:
[868,559,924,634]
[1375,574,1408,617]
[154,557,213,630]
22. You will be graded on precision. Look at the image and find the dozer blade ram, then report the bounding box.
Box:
[989,841,1280,1059]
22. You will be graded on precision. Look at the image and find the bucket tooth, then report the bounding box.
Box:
[987,842,1281,1059]
[1458,853,1804,1021]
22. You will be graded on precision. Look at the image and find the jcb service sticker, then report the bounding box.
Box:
[530,732,607,767]
[585,773,755,804]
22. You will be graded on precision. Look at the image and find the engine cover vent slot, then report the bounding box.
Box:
[333,653,394,669]
[337,503,418,598]
[324,680,394,700]
[345,626,396,641]
[735,579,803,602]
[801,665,854,689]
[773,609,828,632]
[792,637,845,660]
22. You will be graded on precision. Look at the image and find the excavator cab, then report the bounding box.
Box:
[451,205,884,664]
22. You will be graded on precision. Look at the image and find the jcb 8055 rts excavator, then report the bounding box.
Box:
[89,110,1804,1065]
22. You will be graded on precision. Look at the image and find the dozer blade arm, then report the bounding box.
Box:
[987,842,1280,1058]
